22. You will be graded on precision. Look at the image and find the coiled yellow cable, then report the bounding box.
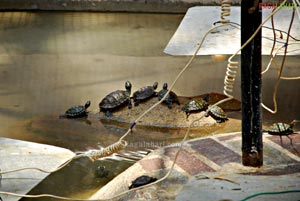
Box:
[220,0,231,24]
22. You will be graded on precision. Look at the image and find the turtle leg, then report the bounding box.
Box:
[286,135,293,146]
[167,102,172,109]
[186,112,190,120]
[128,100,132,109]
[216,118,222,123]
[204,112,209,117]
[59,114,67,119]
[105,111,112,118]
[134,100,140,107]
[279,135,283,146]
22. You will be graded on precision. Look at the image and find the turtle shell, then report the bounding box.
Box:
[100,90,130,109]
[208,105,228,123]
[133,82,157,103]
[266,123,294,135]
[182,99,208,113]
[65,105,86,117]
[99,81,132,117]
[62,101,90,118]
[129,175,157,189]
[158,89,179,104]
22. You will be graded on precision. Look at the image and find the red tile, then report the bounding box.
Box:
[189,138,241,166]
[164,147,214,175]
[267,133,300,157]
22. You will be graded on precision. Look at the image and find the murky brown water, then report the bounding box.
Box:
[0,11,185,149]
[1,11,299,150]
[0,11,299,199]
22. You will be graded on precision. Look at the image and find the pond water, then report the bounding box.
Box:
[0,11,186,150]
[0,11,299,199]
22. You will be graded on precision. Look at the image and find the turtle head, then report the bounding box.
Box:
[125,81,132,92]
[163,83,168,90]
[85,100,91,109]
[290,120,300,127]
[153,82,158,90]
[203,94,210,102]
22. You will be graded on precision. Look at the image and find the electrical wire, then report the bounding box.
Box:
[0,23,233,201]
[261,5,297,114]
[0,0,294,200]
[220,0,231,23]
[0,155,83,175]
[262,42,300,78]
[213,21,300,42]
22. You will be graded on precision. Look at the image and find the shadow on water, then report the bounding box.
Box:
[22,156,135,201]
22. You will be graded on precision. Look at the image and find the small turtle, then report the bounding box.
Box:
[206,105,228,123]
[157,83,180,109]
[264,120,299,145]
[59,100,91,118]
[129,175,157,189]
[181,95,209,119]
[132,82,158,106]
[99,81,132,117]
[95,166,109,179]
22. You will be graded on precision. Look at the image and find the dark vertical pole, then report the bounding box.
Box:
[241,0,263,167]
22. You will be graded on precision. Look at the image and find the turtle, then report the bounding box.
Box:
[205,105,228,123]
[59,100,91,118]
[95,166,109,179]
[181,95,209,119]
[263,120,299,145]
[157,83,180,109]
[128,175,157,189]
[132,82,158,106]
[99,81,132,117]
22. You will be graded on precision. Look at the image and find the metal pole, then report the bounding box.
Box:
[241,0,263,167]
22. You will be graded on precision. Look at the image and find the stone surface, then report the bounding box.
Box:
[267,133,300,157]
[190,138,241,166]
[90,132,300,201]
[138,157,166,172]
[176,173,300,201]
[0,137,75,201]
[164,146,214,175]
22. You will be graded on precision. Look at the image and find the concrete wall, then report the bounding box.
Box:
[0,0,241,13]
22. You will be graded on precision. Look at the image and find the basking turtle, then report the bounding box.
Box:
[157,83,180,109]
[129,175,157,189]
[206,105,228,123]
[181,95,209,119]
[132,82,158,106]
[99,81,132,117]
[264,120,299,145]
[59,100,91,118]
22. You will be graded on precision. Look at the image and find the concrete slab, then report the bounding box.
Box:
[176,172,300,201]
[0,137,75,201]
[164,6,300,55]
